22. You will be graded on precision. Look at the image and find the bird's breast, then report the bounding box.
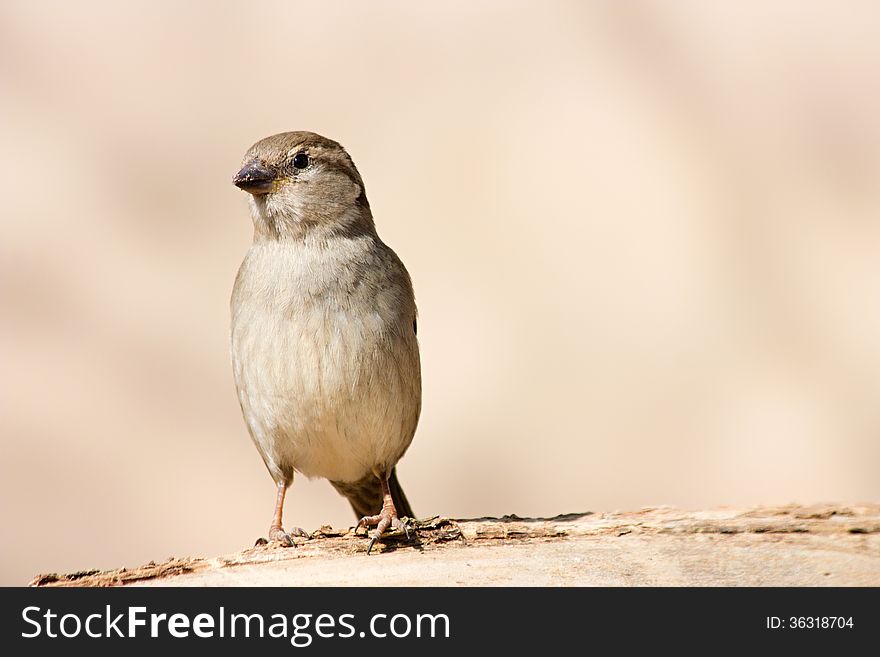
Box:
[230,238,420,481]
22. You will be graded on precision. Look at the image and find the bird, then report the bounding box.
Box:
[230,131,421,553]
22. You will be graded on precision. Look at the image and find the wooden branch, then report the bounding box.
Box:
[31,504,880,587]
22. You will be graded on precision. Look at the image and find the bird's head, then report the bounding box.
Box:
[233,131,373,240]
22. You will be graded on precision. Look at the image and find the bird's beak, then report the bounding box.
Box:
[233,160,277,195]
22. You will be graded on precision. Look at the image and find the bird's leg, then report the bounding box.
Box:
[267,481,309,547]
[357,474,410,554]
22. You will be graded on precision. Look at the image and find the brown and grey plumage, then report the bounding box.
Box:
[230,131,420,551]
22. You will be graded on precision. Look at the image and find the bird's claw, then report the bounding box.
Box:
[268,525,308,547]
[357,511,412,554]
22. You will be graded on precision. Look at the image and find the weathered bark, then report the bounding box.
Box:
[31,504,880,587]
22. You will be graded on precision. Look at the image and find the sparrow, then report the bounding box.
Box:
[230,131,421,552]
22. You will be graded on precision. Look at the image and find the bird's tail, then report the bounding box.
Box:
[330,467,414,520]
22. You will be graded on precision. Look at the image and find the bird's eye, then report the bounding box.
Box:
[292,152,310,169]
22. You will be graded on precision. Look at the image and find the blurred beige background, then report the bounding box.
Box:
[1,1,879,585]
